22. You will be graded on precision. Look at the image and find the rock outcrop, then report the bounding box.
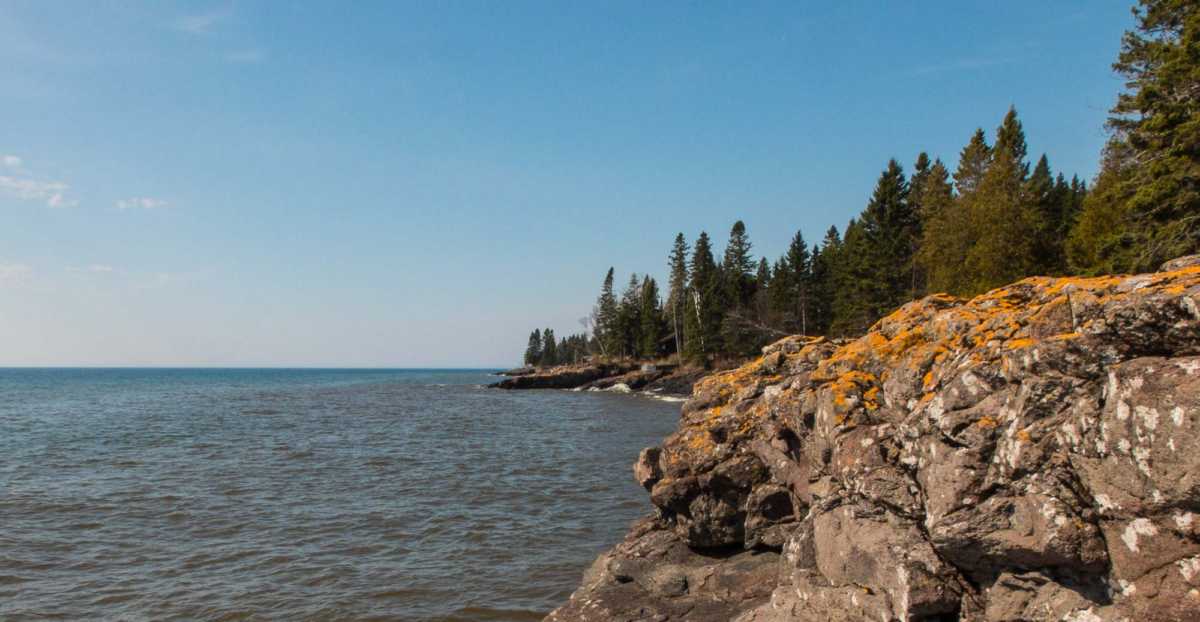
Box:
[548,257,1200,621]
[491,363,708,397]
[490,362,640,390]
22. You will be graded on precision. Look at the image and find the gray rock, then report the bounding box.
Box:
[550,258,1200,621]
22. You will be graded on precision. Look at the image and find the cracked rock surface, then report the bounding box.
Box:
[547,257,1200,622]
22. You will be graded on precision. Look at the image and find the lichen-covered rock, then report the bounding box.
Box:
[550,257,1200,621]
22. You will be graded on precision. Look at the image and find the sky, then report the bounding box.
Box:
[1,1,1134,367]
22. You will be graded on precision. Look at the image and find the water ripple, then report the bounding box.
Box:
[0,368,679,621]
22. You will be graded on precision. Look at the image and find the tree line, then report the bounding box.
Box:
[518,0,1199,367]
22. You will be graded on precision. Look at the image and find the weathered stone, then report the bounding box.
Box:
[550,257,1200,621]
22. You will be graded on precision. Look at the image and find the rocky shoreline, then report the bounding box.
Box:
[490,362,710,400]
[547,256,1200,621]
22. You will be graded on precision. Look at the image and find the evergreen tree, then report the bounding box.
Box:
[1026,154,1065,273]
[753,257,772,326]
[540,328,557,366]
[616,274,643,358]
[767,254,793,330]
[859,159,915,315]
[965,107,1038,294]
[684,232,721,362]
[1074,0,1200,269]
[954,128,993,197]
[831,220,873,336]
[666,233,690,361]
[639,276,665,359]
[810,228,841,335]
[722,220,756,308]
[917,159,964,294]
[524,329,543,366]
[1068,141,1139,274]
[785,230,811,334]
[594,268,619,358]
[720,221,760,356]
[907,153,933,295]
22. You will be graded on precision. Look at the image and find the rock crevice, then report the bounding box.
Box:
[548,257,1200,622]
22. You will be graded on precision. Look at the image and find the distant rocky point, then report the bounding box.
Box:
[548,255,1200,622]
[491,362,709,399]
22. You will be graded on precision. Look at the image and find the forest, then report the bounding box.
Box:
[523,0,1200,368]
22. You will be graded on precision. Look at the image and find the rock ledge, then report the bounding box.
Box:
[548,257,1200,622]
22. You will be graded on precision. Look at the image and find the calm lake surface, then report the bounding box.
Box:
[0,369,682,621]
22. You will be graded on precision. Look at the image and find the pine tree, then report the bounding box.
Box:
[831,219,873,336]
[524,329,543,366]
[965,107,1038,294]
[720,221,759,356]
[907,153,933,295]
[1026,154,1063,273]
[1068,140,1139,274]
[617,274,643,358]
[954,129,993,197]
[785,230,811,334]
[917,159,964,294]
[859,159,915,316]
[722,220,756,308]
[639,276,665,359]
[1077,0,1200,269]
[594,268,619,358]
[540,328,557,366]
[684,231,720,363]
[753,257,772,326]
[767,254,792,330]
[666,233,690,362]
[810,228,841,335]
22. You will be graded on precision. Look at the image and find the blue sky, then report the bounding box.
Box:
[1,1,1132,367]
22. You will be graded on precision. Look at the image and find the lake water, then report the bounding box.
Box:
[0,368,682,621]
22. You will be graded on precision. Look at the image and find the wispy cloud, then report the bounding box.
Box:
[0,263,32,285]
[174,6,233,35]
[0,174,77,208]
[2,154,22,167]
[116,197,168,210]
[68,264,115,274]
[225,49,265,64]
[909,57,1017,77]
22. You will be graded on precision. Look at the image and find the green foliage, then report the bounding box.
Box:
[1069,0,1200,271]
[666,233,690,360]
[515,4,1200,363]
[684,231,722,363]
[540,328,557,366]
[594,268,619,358]
[524,329,542,366]
[639,276,666,358]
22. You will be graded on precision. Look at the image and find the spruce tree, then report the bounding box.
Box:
[1077,0,1200,269]
[524,329,543,366]
[859,159,915,316]
[722,220,756,308]
[831,219,873,337]
[965,108,1038,294]
[684,231,721,363]
[767,254,793,330]
[666,233,690,361]
[1026,154,1063,274]
[594,268,619,358]
[540,328,557,366]
[954,129,992,197]
[753,257,772,326]
[810,229,841,336]
[917,159,964,294]
[785,230,811,334]
[617,274,643,358]
[639,276,665,359]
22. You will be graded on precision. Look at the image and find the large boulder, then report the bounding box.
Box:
[550,257,1200,621]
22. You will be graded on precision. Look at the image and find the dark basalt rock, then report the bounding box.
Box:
[549,256,1200,622]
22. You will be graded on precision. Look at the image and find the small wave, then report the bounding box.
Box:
[642,392,687,402]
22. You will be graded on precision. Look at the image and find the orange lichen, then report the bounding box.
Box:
[977,416,999,429]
